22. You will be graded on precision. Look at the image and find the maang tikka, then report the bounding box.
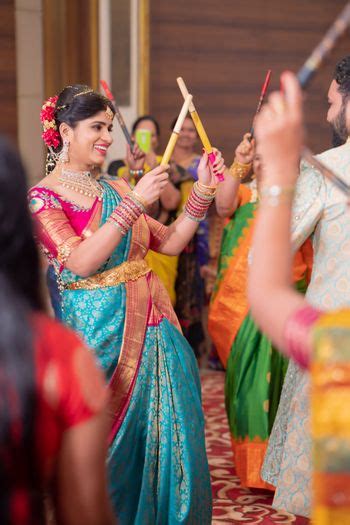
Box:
[58,139,70,163]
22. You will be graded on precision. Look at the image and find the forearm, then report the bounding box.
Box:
[215,167,240,217]
[158,181,215,255]
[157,213,199,255]
[248,168,306,351]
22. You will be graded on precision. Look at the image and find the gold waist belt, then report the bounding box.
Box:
[66,259,150,290]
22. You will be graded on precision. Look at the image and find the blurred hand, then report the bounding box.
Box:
[134,164,169,205]
[145,150,158,170]
[197,148,225,186]
[126,143,146,171]
[255,71,303,185]
[234,133,255,164]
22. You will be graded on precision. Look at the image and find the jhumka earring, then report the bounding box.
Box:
[58,139,70,163]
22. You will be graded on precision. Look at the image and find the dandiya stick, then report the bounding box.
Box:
[249,69,272,138]
[177,77,224,182]
[100,80,134,148]
[297,2,350,88]
[302,147,350,197]
[161,95,193,166]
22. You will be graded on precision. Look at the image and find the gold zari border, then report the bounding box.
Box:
[66,259,150,290]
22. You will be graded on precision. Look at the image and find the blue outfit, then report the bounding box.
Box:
[31,180,212,525]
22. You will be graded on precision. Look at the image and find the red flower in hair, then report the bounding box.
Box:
[40,95,60,148]
[42,128,60,149]
[40,96,58,123]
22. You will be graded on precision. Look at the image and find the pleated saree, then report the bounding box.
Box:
[29,178,212,525]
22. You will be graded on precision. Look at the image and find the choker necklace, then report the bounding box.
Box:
[58,168,104,201]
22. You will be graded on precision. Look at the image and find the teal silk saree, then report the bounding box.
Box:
[30,178,212,525]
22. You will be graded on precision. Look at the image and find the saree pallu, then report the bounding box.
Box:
[208,185,312,489]
[105,158,179,304]
[311,309,350,524]
[58,181,212,524]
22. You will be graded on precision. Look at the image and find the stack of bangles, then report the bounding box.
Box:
[229,160,252,181]
[184,181,217,222]
[107,191,149,235]
[129,168,144,179]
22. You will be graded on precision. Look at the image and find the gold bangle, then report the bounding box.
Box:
[196,181,217,196]
[197,181,217,190]
[131,190,149,210]
[229,160,252,180]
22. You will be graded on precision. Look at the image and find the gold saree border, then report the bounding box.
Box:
[66,260,150,290]
[108,276,150,441]
[105,179,151,441]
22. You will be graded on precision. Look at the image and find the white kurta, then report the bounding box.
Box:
[262,140,350,517]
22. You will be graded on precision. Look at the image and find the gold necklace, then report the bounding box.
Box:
[58,168,104,201]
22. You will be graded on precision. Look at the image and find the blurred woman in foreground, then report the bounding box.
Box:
[249,71,350,524]
[0,137,113,525]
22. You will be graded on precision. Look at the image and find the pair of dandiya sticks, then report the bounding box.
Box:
[100,0,350,194]
[101,77,226,181]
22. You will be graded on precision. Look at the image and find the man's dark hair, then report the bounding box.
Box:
[334,56,350,98]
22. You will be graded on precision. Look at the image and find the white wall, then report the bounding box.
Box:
[99,0,139,169]
[15,0,44,184]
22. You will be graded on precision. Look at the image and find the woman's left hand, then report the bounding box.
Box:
[197,148,225,187]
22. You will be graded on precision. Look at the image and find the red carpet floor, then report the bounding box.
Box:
[201,370,310,525]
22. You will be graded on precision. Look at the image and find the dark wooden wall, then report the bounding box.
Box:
[43,0,99,97]
[0,0,17,141]
[150,1,350,157]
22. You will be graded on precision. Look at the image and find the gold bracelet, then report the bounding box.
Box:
[197,181,217,190]
[259,184,295,207]
[196,181,217,196]
[229,160,252,181]
[131,190,149,210]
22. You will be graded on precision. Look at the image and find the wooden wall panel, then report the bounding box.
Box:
[0,0,17,141]
[43,0,99,97]
[150,1,350,156]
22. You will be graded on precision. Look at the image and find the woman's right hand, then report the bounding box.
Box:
[234,133,255,164]
[134,164,169,205]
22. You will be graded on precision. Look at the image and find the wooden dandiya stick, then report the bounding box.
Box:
[177,77,224,182]
[297,2,350,88]
[302,147,350,197]
[100,80,134,149]
[160,95,193,166]
[249,69,272,138]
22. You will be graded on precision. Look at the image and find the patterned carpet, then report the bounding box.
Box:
[201,371,310,525]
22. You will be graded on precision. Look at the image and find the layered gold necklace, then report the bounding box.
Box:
[58,168,104,201]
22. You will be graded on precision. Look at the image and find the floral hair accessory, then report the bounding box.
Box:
[40,96,60,148]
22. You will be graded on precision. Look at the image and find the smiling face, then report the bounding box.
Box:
[177,117,198,149]
[60,109,114,169]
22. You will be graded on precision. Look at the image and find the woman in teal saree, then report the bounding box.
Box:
[29,85,223,524]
